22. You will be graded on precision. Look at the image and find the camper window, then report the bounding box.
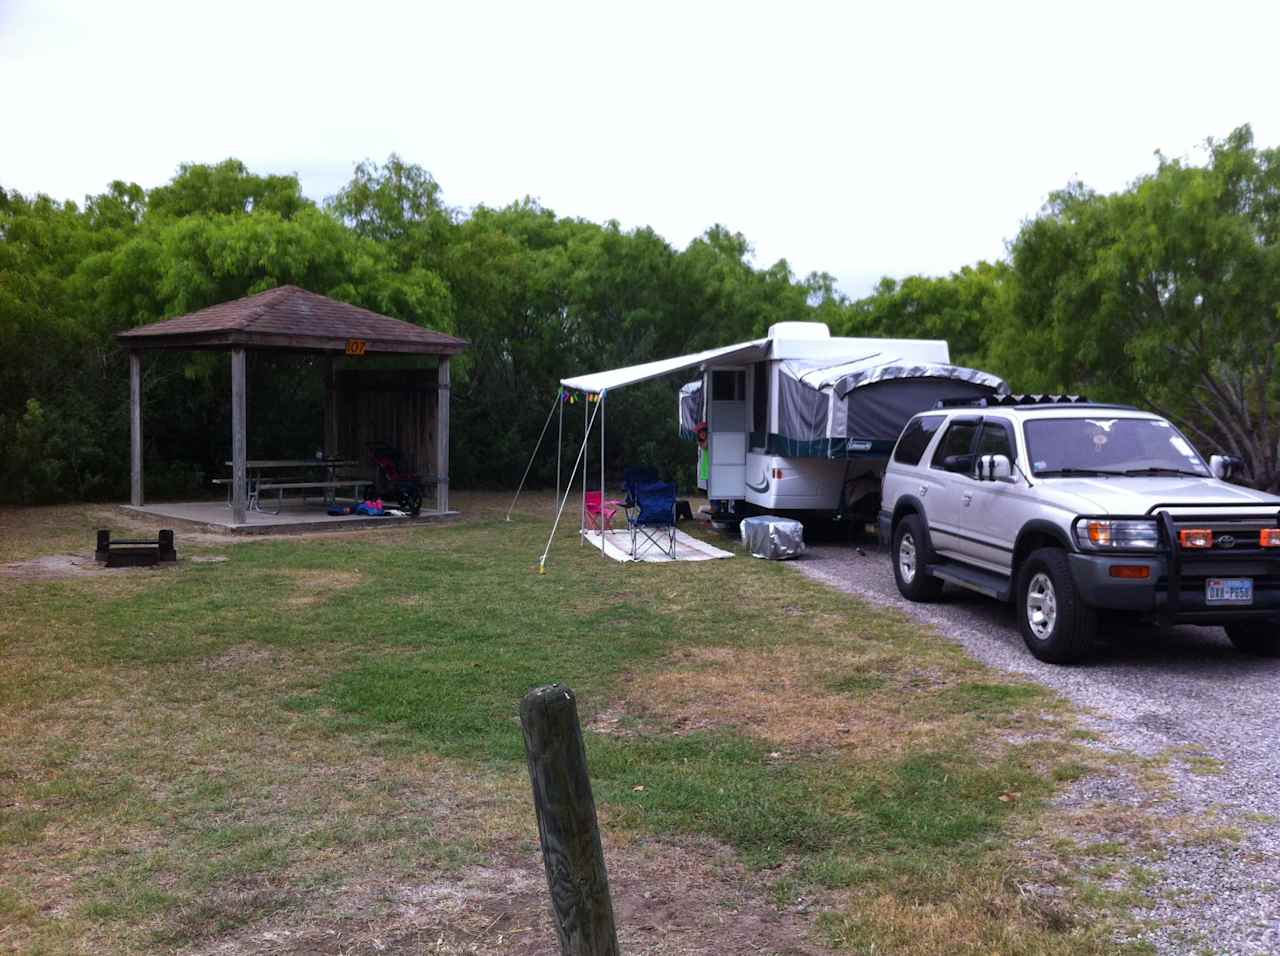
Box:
[712,370,745,402]
[752,362,768,439]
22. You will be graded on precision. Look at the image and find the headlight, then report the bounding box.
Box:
[1074,518,1160,550]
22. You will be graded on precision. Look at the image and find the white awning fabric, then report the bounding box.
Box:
[560,338,770,394]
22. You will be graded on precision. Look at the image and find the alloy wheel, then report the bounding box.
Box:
[899,532,917,584]
[1026,572,1058,640]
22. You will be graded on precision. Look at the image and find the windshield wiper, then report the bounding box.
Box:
[1034,467,1128,477]
[1122,467,1208,478]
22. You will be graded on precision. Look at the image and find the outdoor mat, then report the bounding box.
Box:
[582,528,734,563]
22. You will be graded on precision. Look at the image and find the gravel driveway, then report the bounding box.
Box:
[794,542,1280,955]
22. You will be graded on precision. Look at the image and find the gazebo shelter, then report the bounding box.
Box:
[117,285,467,531]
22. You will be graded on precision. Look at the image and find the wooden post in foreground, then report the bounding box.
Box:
[519,683,620,956]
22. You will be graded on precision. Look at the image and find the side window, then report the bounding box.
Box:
[930,420,979,470]
[712,370,744,402]
[752,361,768,437]
[893,415,945,466]
[975,420,1015,460]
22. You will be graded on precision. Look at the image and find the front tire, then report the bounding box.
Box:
[1017,548,1096,664]
[892,515,944,602]
[1225,620,1280,657]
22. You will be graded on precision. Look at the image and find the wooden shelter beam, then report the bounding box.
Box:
[231,347,248,524]
[436,357,450,513]
[129,351,143,506]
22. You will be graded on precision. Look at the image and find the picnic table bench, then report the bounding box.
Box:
[253,478,374,514]
[214,459,371,514]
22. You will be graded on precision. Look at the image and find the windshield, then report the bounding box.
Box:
[1024,417,1210,477]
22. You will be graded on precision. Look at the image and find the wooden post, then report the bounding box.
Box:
[231,348,248,524]
[129,351,143,506]
[520,684,619,956]
[435,356,450,513]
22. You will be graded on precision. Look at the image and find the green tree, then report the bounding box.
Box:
[325,155,454,270]
[838,262,1011,369]
[147,159,308,220]
[995,125,1280,490]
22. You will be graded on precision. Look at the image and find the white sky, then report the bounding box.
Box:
[2,0,1276,298]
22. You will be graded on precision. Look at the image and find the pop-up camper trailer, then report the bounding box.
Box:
[561,321,1008,525]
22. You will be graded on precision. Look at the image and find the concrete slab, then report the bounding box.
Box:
[122,501,458,535]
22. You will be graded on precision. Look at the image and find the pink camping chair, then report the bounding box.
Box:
[584,490,621,532]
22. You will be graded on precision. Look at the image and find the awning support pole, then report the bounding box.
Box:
[506,391,562,522]
[580,394,588,544]
[600,390,606,559]
[539,398,602,573]
[555,394,563,511]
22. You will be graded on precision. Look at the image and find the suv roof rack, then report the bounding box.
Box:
[933,393,1135,410]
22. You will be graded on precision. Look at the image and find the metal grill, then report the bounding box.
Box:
[1153,507,1280,626]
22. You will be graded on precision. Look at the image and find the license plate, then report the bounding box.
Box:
[1206,578,1253,606]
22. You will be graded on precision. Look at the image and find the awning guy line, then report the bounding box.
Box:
[538,395,603,574]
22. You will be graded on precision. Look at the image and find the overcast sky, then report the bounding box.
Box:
[2,0,1276,298]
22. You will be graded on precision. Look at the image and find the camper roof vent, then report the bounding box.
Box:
[767,321,830,340]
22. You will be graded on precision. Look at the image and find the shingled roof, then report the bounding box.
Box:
[117,285,467,355]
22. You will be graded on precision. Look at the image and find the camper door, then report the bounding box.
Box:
[708,368,747,500]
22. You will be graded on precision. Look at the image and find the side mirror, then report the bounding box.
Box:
[975,454,1014,482]
[1210,454,1243,480]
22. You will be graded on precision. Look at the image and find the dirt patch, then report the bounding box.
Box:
[187,836,832,956]
[283,569,366,607]
[201,644,282,671]
[0,553,112,580]
[0,552,188,583]
[585,704,635,737]
[624,646,946,755]
[390,594,427,607]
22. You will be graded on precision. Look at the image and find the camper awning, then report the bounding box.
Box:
[560,338,770,394]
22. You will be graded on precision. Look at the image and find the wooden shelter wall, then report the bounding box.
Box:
[326,369,439,478]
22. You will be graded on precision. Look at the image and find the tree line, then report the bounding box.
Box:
[1,124,1277,503]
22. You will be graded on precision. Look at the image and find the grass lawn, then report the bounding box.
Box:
[0,493,1147,954]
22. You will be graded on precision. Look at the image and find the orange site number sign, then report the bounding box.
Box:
[345,339,367,356]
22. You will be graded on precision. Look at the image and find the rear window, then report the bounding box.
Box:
[892,415,945,466]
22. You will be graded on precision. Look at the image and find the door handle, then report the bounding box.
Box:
[962,493,973,506]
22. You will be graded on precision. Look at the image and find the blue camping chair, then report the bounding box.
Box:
[623,466,659,505]
[628,480,678,559]
[622,466,660,520]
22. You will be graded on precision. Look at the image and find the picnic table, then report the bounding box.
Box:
[215,459,371,514]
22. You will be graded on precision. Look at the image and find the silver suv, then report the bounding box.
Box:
[879,397,1280,664]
